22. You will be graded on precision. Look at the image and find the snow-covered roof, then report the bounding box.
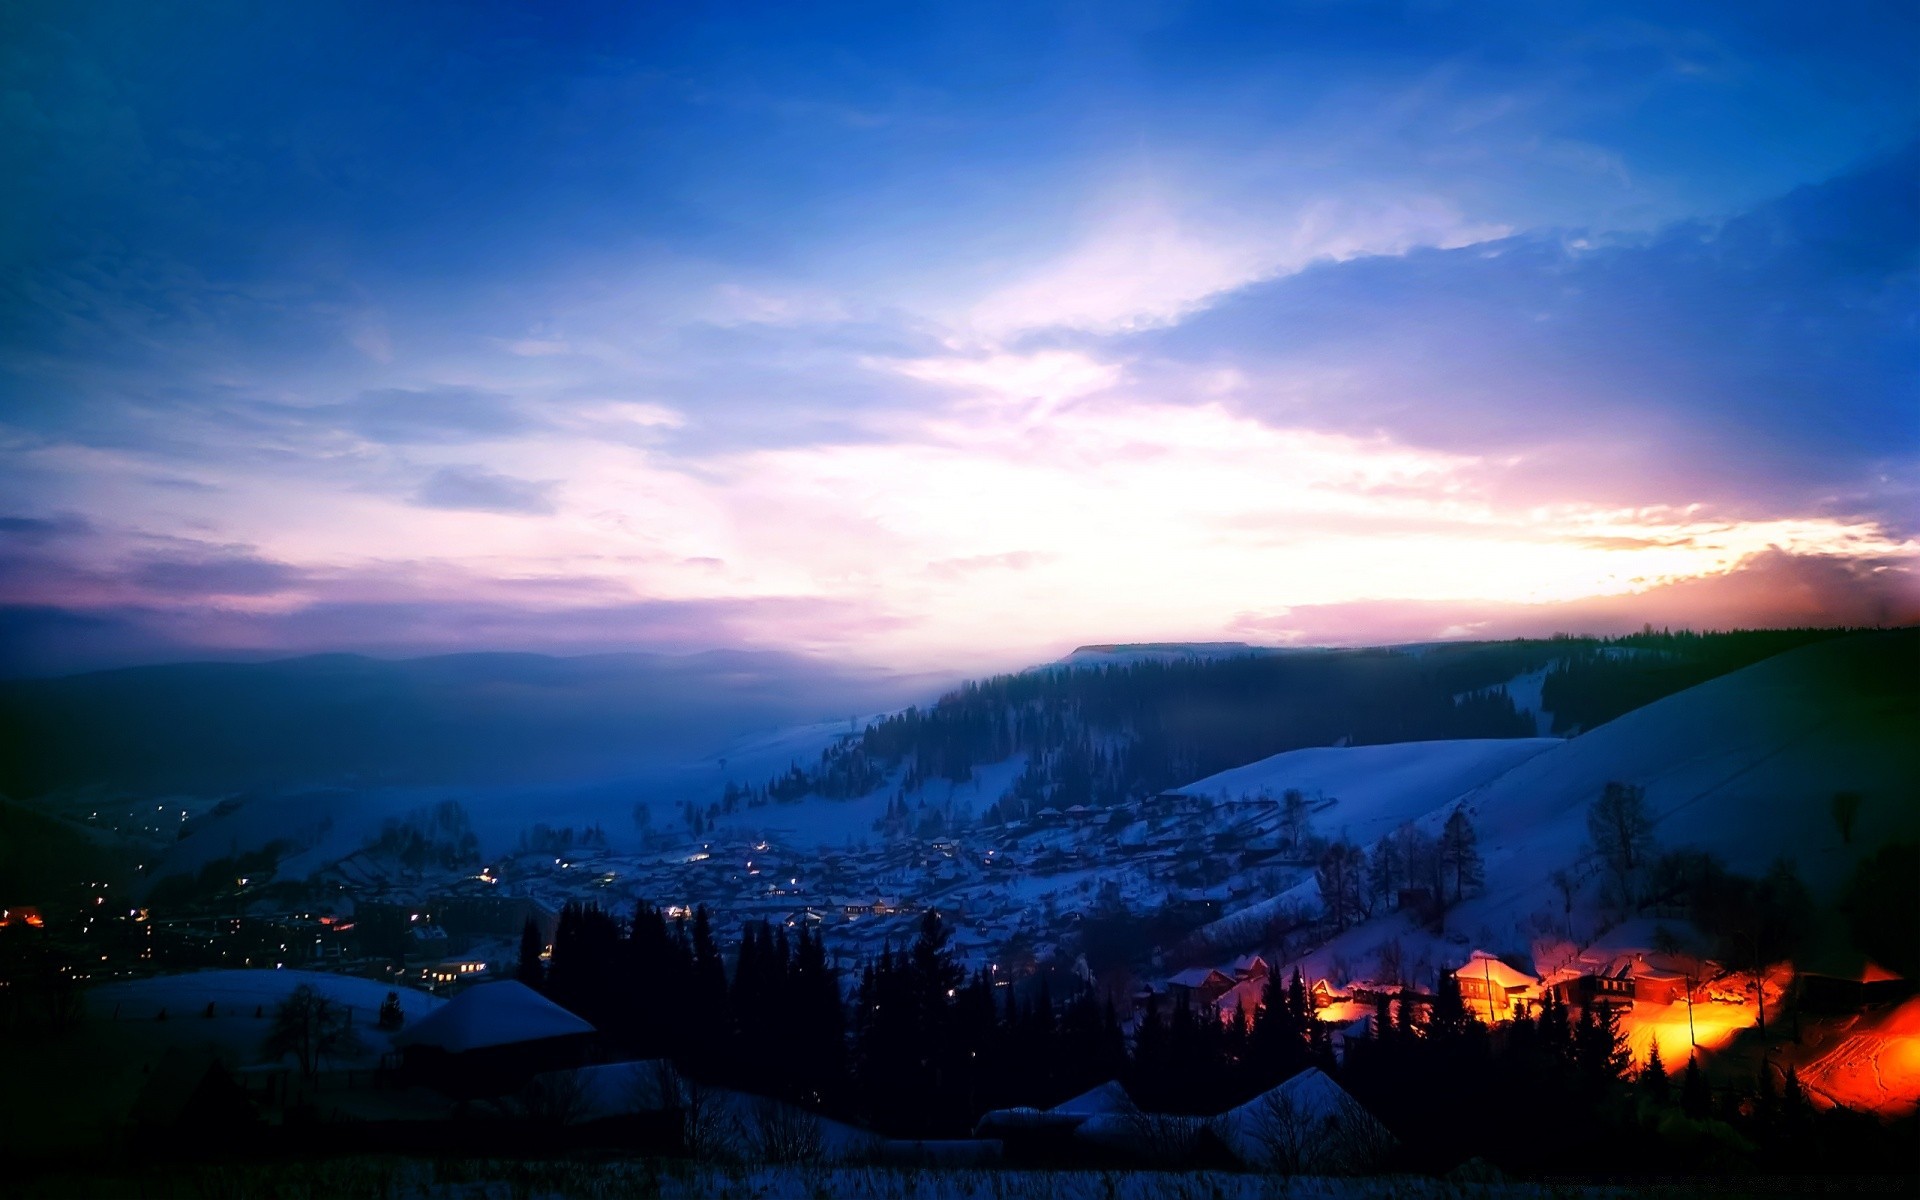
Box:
[1214,976,1265,1016]
[1457,951,1539,991]
[1168,966,1228,988]
[1048,1080,1135,1116]
[1211,1067,1396,1174]
[394,981,594,1053]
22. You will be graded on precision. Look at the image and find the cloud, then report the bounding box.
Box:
[967,189,1509,336]
[926,551,1056,580]
[411,466,556,515]
[884,350,1123,416]
[316,386,539,445]
[1228,549,1920,646]
[0,592,911,679]
[1130,142,1920,524]
[129,549,304,597]
[0,514,93,542]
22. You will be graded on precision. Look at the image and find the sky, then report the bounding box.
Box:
[1,0,1916,676]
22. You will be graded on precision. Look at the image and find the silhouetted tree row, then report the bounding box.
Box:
[1540,626,1863,734]
[529,904,1912,1173]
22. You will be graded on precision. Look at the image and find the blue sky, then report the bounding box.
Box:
[1,1,1915,674]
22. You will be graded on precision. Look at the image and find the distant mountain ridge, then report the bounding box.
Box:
[0,648,942,799]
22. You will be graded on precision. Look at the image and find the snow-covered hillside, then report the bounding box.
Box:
[1262,629,1917,977]
[1170,738,1560,846]
[87,969,444,1062]
[1448,627,1917,929]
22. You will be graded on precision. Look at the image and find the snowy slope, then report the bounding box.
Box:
[1265,629,1918,983]
[1172,738,1561,845]
[86,968,443,1063]
[1450,628,1918,929]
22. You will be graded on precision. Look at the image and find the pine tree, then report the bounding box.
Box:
[515,916,545,989]
[1641,1036,1670,1104]
[1573,1002,1630,1087]
[1681,1052,1710,1118]
[1431,971,1470,1041]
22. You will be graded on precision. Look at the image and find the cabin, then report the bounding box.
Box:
[1167,967,1234,1010]
[1547,960,1636,1011]
[1621,955,1691,1007]
[1452,951,1541,1019]
[1796,953,1912,1013]
[1228,952,1271,982]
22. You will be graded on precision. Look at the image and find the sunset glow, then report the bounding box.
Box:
[2,3,1914,674]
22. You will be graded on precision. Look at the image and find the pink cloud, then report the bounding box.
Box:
[1229,549,1920,645]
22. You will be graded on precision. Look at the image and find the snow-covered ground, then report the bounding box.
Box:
[157,710,909,879]
[29,1158,1633,1199]
[1173,739,1561,846]
[87,968,444,1063]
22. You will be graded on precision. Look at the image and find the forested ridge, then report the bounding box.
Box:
[730,628,1871,817]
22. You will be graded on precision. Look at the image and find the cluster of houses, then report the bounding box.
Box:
[1138,939,1872,1062]
[257,796,1331,998]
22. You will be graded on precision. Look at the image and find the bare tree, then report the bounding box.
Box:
[262,984,361,1081]
[1243,1088,1317,1174]
[1114,1110,1207,1167]
[660,1068,739,1161]
[1280,789,1313,855]
[1588,781,1655,910]
[749,1096,825,1164]
[1367,833,1405,911]
[1550,868,1577,930]
[1315,839,1367,931]
[513,1068,589,1127]
[1375,937,1405,987]
[1240,1087,1395,1174]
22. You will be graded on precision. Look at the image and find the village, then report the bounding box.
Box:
[12,774,1893,1100]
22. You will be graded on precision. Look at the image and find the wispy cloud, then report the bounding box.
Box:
[411,466,557,515]
[966,187,1509,337]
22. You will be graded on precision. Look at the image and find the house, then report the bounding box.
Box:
[1167,967,1234,1009]
[1214,976,1266,1024]
[1228,952,1270,982]
[1547,959,1636,1011]
[1620,955,1691,1007]
[976,1080,1137,1163]
[1452,951,1541,1020]
[1796,952,1911,1013]
[422,957,491,988]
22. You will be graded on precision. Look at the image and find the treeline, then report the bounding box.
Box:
[1540,626,1864,733]
[525,903,1346,1138]
[523,903,1914,1173]
[738,644,1557,819]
